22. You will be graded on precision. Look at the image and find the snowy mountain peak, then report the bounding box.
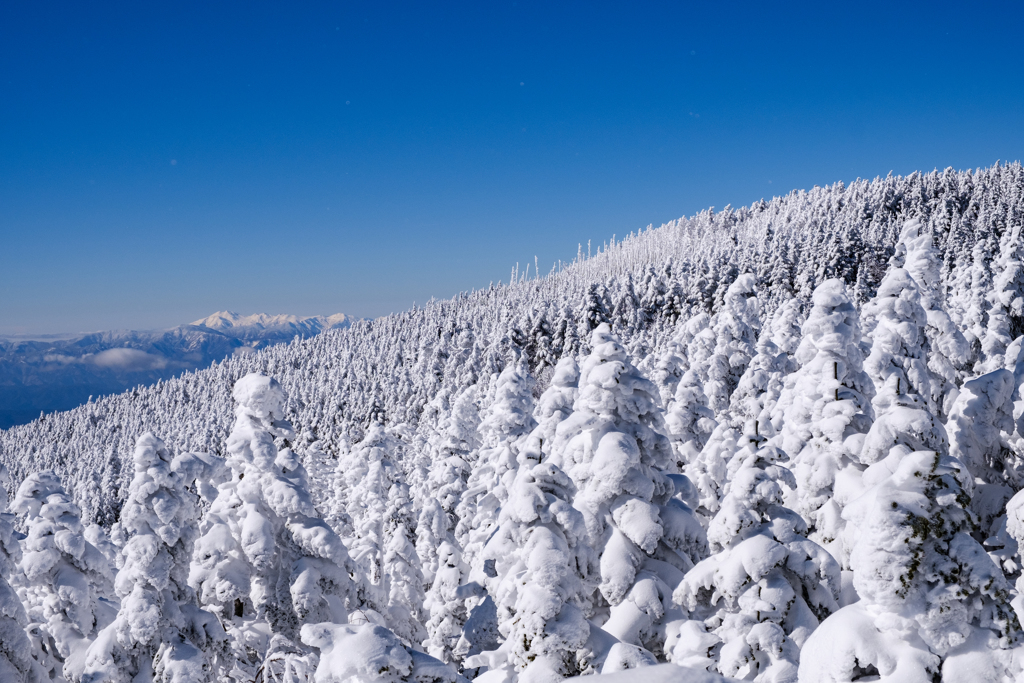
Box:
[191,311,356,332]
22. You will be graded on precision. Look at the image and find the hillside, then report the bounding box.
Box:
[2,164,1024,680]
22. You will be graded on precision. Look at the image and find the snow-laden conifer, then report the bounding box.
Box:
[422,542,469,666]
[802,446,1022,682]
[523,357,579,462]
[776,279,874,558]
[301,617,466,683]
[383,516,427,649]
[342,424,427,645]
[980,224,1024,373]
[0,463,47,683]
[344,424,402,619]
[728,330,787,436]
[189,373,354,678]
[705,274,761,415]
[858,271,947,468]
[424,385,481,546]
[651,328,688,407]
[861,267,938,418]
[686,423,740,519]
[898,218,971,416]
[949,230,997,355]
[551,324,706,656]
[456,357,536,569]
[684,314,715,387]
[671,433,840,681]
[767,298,802,370]
[946,370,1020,540]
[82,433,227,683]
[469,448,596,682]
[664,370,717,469]
[13,471,116,683]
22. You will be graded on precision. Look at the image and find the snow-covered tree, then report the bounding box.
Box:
[82,433,227,683]
[301,618,465,683]
[861,267,937,417]
[899,218,971,416]
[802,448,1022,682]
[859,271,947,468]
[651,328,688,407]
[946,370,1020,535]
[189,374,354,677]
[523,357,579,461]
[415,499,448,593]
[383,517,427,649]
[470,450,596,682]
[671,434,841,681]
[345,425,401,618]
[776,279,874,558]
[422,385,481,558]
[13,471,116,683]
[950,230,997,354]
[341,424,426,646]
[664,369,717,469]
[456,358,536,568]
[767,298,802,370]
[686,423,740,519]
[705,274,761,415]
[422,542,469,666]
[728,330,787,436]
[0,463,46,683]
[980,224,1024,373]
[685,314,716,387]
[552,324,706,656]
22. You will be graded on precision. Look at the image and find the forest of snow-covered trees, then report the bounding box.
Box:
[4,163,1024,681]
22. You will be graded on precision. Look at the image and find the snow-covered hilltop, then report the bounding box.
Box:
[3,163,1024,681]
[0,311,356,428]
[191,311,357,340]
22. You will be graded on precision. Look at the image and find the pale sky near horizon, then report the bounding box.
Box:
[2,1,1023,334]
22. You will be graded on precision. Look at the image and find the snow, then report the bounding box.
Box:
[5,170,1024,682]
[570,662,732,682]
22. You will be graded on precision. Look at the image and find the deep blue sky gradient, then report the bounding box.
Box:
[2,1,1023,334]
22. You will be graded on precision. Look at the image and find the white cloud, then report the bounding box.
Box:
[88,348,169,371]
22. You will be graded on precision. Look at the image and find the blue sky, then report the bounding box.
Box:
[2,1,1023,334]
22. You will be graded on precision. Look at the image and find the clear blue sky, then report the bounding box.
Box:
[2,1,1023,334]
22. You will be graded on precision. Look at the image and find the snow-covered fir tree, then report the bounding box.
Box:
[82,433,228,683]
[980,224,1024,373]
[898,218,971,417]
[551,324,707,657]
[343,424,402,619]
[522,357,579,461]
[455,356,537,570]
[423,541,469,666]
[189,373,355,678]
[470,448,596,682]
[776,279,874,560]
[803,447,1021,681]
[13,471,116,683]
[671,432,841,682]
[705,274,761,414]
[0,463,47,683]
[664,369,717,469]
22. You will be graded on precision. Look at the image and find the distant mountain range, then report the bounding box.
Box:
[0,311,358,428]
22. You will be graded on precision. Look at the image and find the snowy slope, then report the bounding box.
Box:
[190,310,357,340]
[0,311,357,428]
[3,164,1024,682]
